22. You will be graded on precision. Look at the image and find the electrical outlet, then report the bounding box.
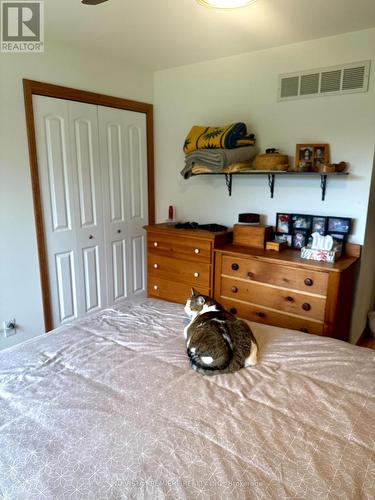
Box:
[3,319,16,337]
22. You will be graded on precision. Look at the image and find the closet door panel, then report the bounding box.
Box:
[55,251,77,322]
[127,116,147,296]
[45,115,72,232]
[34,96,80,327]
[99,107,148,305]
[69,102,107,315]
[82,246,101,312]
[132,235,145,294]
[129,125,144,220]
[107,123,125,222]
[74,118,97,228]
[112,240,127,300]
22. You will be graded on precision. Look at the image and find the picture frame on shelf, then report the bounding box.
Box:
[327,217,351,234]
[295,143,330,172]
[292,214,312,230]
[312,216,327,235]
[330,233,346,241]
[276,213,291,234]
[275,233,292,247]
[292,229,309,249]
[330,233,346,254]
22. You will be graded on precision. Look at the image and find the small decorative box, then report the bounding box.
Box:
[300,246,340,262]
[266,240,288,252]
[233,224,274,249]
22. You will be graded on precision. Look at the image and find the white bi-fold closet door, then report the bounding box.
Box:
[34,96,148,328]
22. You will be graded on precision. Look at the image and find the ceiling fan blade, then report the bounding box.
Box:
[81,0,109,5]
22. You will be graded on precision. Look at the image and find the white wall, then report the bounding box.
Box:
[354,148,375,335]
[154,28,375,343]
[0,42,153,350]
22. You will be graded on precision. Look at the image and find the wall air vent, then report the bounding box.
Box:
[278,60,370,101]
[300,73,319,95]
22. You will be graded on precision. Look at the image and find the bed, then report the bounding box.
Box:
[0,298,374,499]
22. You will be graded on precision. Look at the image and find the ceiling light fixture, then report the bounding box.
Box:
[197,0,256,9]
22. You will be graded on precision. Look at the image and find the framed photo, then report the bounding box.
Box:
[330,233,346,254]
[330,233,346,241]
[328,217,351,234]
[292,214,312,230]
[312,216,327,235]
[276,213,291,234]
[292,229,308,249]
[275,233,292,247]
[295,143,330,171]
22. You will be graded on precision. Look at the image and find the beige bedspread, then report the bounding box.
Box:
[0,298,374,499]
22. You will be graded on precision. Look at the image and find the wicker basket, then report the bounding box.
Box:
[253,153,289,171]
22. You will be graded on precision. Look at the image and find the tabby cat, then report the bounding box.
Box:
[184,288,258,376]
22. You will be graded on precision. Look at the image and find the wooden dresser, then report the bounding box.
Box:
[144,224,231,304]
[214,244,360,341]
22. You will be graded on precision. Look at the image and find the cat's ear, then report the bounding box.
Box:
[197,295,205,306]
[191,288,200,297]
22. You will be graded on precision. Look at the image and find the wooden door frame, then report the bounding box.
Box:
[23,79,155,332]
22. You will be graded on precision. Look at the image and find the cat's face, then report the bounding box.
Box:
[184,288,208,317]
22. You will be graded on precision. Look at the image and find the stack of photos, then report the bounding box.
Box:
[275,213,352,250]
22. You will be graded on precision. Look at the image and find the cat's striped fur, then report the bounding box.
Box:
[184,289,258,376]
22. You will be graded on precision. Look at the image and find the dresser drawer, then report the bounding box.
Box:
[148,277,209,304]
[222,255,328,296]
[220,276,326,320]
[220,298,324,336]
[148,253,210,288]
[147,233,211,263]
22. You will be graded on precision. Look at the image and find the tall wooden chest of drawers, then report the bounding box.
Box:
[214,244,360,341]
[144,224,231,304]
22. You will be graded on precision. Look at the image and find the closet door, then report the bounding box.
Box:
[68,102,107,316]
[99,107,148,305]
[34,96,106,327]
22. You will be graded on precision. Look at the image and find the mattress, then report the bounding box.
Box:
[0,298,374,499]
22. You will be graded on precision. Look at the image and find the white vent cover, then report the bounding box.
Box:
[278,61,370,101]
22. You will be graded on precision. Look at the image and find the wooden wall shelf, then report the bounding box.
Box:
[190,171,349,200]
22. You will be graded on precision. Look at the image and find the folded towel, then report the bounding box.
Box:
[181,146,257,179]
[183,123,255,154]
[191,162,255,175]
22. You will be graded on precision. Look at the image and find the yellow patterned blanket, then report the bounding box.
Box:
[183,123,255,154]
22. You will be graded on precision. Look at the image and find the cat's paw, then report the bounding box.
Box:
[245,358,258,367]
[244,345,258,367]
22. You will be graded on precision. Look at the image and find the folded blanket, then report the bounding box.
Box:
[181,146,257,179]
[191,162,255,175]
[183,123,255,154]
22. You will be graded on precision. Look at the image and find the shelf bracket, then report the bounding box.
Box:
[224,173,232,196]
[320,174,327,201]
[267,173,275,198]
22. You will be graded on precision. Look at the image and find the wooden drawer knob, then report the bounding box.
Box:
[230,307,237,314]
[300,328,309,333]
[153,263,159,269]
[231,286,238,293]
[256,312,265,318]
[194,248,200,254]
[304,278,314,286]
[247,272,255,279]
[153,241,158,247]
[153,285,159,290]
[302,303,311,311]
[194,272,200,278]
[231,263,239,271]
[286,296,294,302]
